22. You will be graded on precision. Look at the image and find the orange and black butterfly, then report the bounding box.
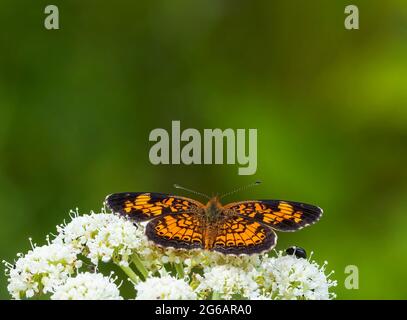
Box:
[105,186,322,255]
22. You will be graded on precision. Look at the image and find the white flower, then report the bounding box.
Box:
[141,247,262,277]
[142,246,203,274]
[54,211,148,267]
[51,272,123,300]
[135,275,196,300]
[4,242,81,299]
[258,252,337,300]
[196,265,259,300]
[200,251,262,271]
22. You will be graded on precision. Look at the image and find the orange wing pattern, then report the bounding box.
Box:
[145,214,204,250]
[106,192,323,255]
[224,200,322,232]
[212,216,276,254]
[105,192,204,222]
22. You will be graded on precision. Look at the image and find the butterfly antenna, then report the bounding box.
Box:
[220,181,262,200]
[173,184,211,200]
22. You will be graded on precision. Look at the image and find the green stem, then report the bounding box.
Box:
[212,291,222,300]
[132,253,148,280]
[120,265,139,284]
[174,263,185,279]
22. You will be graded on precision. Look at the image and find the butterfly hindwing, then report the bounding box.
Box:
[224,200,322,232]
[145,214,204,250]
[213,216,276,254]
[105,192,204,222]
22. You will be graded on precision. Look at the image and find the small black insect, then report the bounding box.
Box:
[285,246,307,259]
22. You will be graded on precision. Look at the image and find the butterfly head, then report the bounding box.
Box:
[206,196,222,207]
[205,196,223,221]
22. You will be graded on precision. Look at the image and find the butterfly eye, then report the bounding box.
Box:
[285,246,307,259]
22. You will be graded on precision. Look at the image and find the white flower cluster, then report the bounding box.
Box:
[51,272,122,300]
[54,210,147,266]
[135,274,196,300]
[196,265,259,299]
[257,253,337,300]
[4,242,81,299]
[190,253,336,300]
[4,209,337,300]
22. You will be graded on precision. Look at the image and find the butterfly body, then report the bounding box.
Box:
[105,192,322,255]
[200,197,233,250]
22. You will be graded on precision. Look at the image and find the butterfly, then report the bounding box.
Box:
[105,190,322,255]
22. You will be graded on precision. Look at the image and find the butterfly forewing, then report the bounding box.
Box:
[105,192,204,222]
[224,200,322,232]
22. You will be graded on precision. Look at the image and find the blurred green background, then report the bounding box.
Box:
[1,0,406,299]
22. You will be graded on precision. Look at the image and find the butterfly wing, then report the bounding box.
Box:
[212,216,276,254]
[224,200,322,232]
[105,192,204,222]
[145,213,204,250]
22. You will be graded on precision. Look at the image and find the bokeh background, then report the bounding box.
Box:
[1,0,406,299]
